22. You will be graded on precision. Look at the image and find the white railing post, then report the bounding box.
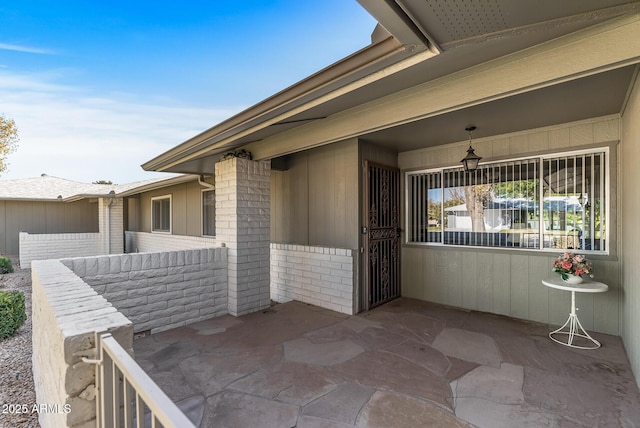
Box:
[86,333,195,428]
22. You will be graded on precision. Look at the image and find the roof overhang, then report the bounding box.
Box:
[143,1,640,174]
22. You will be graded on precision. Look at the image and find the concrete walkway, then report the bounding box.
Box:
[133,298,640,427]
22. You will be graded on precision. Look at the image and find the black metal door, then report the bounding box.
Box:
[364,162,400,309]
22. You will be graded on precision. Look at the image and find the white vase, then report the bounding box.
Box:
[562,274,583,284]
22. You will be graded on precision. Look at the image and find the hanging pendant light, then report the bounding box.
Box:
[461,125,482,172]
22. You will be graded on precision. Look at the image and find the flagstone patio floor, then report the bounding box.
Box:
[133,298,640,427]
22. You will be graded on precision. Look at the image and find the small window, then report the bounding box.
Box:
[202,190,215,236]
[151,195,171,233]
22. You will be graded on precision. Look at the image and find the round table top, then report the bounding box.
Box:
[541,276,608,293]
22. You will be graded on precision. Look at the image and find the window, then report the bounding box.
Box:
[406,148,608,253]
[202,190,215,236]
[151,195,171,233]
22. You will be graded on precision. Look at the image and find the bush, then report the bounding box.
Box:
[0,256,13,274]
[0,291,26,339]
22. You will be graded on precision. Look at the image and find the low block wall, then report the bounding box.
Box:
[19,232,105,268]
[125,231,218,253]
[32,259,133,428]
[61,247,228,334]
[270,243,356,315]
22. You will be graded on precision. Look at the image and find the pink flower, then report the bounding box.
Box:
[574,268,585,276]
[573,255,584,263]
[561,260,573,270]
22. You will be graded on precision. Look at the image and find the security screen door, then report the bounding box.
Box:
[364,162,401,310]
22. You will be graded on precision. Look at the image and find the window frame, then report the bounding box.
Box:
[201,189,215,237]
[151,195,172,234]
[404,147,610,255]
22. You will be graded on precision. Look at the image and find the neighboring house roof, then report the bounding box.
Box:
[0,174,204,202]
[142,0,640,174]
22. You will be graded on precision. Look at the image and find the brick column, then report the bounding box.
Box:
[98,197,124,254]
[215,157,271,316]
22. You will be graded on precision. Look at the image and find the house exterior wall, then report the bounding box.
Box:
[398,116,621,335]
[271,139,360,249]
[128,180,207,237]
[125,231,217,253]
[0,199,98,255]
[621,71,640,385]
[19,197,124,267]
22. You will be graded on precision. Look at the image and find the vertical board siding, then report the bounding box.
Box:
[1,200,99,255]
[400,117,621,335]
[270,139,359,249]
[133,181,206,237]
[621,71,640,385]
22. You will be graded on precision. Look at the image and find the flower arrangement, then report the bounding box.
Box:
[553,252,593,280]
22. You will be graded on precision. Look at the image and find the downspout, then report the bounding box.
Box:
[198,175,215,189]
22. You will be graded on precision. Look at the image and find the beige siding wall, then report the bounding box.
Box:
[128,181,205,237]
[271,139,360,249]
[0,199,98,255]
[621,72,640,385]
[398,116,621,335]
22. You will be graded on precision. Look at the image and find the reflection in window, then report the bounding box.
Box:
[202,190,215,236]
[406,149,607,253]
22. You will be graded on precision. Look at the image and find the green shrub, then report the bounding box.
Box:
[0,291,26,339]
[0,256,13,274]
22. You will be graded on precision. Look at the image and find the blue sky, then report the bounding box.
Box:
[0,1,376,183]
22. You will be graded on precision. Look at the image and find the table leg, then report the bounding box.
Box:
[549,291,601,349]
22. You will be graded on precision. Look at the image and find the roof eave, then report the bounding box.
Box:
[142,34,433,172]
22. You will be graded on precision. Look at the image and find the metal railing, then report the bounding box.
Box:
[84,333,195,428]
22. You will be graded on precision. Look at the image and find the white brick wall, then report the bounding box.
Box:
[215,158,271,316]
[31,259,133,428]
[61,247,228,333]
[20,232,105,268]
[103,197,124,254]
[19,197,125,268]
[270,243,356,315]
[125,231,218,253]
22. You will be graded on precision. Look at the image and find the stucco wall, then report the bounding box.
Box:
[0,199,98,255]
[621,72,640,385]
[398,116,621,335]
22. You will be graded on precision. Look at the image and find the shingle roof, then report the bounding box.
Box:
[0,174,196,201]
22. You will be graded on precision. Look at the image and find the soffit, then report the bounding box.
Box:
[152,1,640,173]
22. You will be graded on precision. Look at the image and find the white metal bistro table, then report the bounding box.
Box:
[542,276,608,349]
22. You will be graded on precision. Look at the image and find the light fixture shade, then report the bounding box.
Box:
[461,125,481,172]
[461,146,482,172]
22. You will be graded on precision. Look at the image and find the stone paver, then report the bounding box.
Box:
[132,299,640,427]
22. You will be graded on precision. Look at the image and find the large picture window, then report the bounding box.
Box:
[202,190,215,236]
[406,149,608,253]
[151,195,171,233]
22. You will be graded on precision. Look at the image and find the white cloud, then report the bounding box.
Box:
[0,70,242,184]
[0,42,55,55]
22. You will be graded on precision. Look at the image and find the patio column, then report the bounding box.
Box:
[215,157,271,316]
[98,197,124,255]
